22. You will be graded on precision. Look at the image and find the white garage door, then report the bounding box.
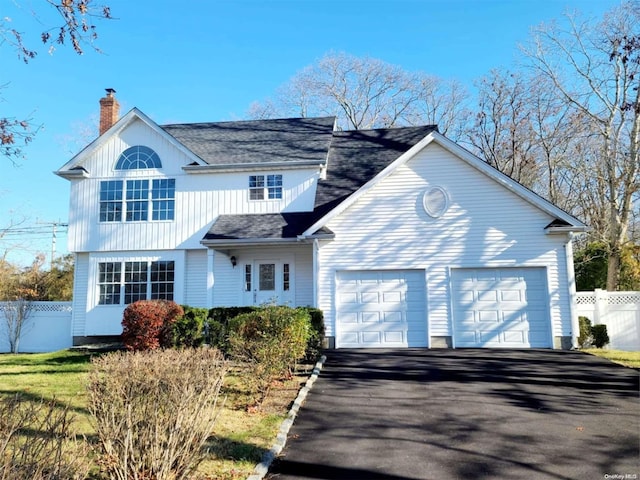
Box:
[336,270,426,348]
[452,268,551,348]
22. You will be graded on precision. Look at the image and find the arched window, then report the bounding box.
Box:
[115,146,162,170]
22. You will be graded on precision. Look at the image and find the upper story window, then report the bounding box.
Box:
[249,174,282,200]
[100,179,175,222]
[115,146,162,170]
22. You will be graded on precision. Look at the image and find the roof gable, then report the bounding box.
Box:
[302,131,587,236]
[313,125,438,217]
[55,108,204,178]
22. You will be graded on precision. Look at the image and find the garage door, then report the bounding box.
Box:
[452,268,551,348]
[336,270,426,348]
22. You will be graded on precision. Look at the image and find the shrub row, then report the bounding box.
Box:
[121,301,325,360]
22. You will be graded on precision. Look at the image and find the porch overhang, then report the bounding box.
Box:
[200,237,302,248]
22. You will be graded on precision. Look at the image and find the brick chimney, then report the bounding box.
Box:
[99,88,120,135]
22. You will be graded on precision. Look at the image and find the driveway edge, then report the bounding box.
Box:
[247,354,327,480]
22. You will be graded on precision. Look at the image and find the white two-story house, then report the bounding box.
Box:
[55,89,587,349]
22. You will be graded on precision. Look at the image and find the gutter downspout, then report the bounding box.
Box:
[565,232,578,349]
[312,239,319,308]
[207,249,215,308]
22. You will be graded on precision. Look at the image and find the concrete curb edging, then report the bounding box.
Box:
[247,354,327,480]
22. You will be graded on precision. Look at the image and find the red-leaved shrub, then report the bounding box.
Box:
[121,300,184,351]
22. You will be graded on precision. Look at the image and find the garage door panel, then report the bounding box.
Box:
[383,291,402,302]
[341,332,359,345]
[338,292,358,304]
[337,270,426,348]
[362,312,380,323]
[361,292,380,303]
[503,330,527,343]
[477,310,499,322]
[453,267,551,348]
[384,331,404,343]
[383,311,402,323]
[342,312,359,324]
[501,290,524,302]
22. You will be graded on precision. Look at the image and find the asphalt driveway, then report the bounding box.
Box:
[268,349,639,480]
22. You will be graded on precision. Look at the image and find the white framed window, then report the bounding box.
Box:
[244,264,252,292]
[97,260,175,305]
[99,179,175,222]
[115,146,162,170]
[283,263,290,291]
[249,174,282,200]
[99,181,123,222]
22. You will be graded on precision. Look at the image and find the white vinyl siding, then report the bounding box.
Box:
[71,253,89,337]
[211,245,313,308]
[184,250,208,307]
[67,118,322,253]
[318,143,571,346]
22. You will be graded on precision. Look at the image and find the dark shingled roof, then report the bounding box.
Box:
[203,123,437,242]
[161,117,336,166]
[203,213,333,241]
[314,125,438,218]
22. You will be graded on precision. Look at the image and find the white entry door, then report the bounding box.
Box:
[246,259,292,305]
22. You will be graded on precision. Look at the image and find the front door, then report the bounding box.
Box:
[241,257,294,306]
[254,260,279,305]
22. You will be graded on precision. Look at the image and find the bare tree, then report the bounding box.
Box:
[1,1,112,162]
[0,298,33,353]
[247,51,469,134]
[469,70,541,188]
[403,74,470,141]
[522,2,639,290]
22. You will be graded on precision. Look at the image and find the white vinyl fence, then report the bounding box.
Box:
[0,302,73,353]
[575,290,640,351]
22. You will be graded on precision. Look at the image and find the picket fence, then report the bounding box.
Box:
[575,290,640,351]
[0,302,73,353]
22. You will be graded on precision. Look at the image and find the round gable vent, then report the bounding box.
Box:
[422,186,449,218]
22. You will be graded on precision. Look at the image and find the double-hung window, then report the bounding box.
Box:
[126,180,149,221]
[99,181,123,222]
[99,179,175,222]
[98,260,175,305]
[249,174,282,200]
[152,179,175,220]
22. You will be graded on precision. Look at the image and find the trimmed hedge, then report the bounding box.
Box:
[205,307,258,352]
[227,305,311,400]
[578,316,593,348]
[203,306,325,359]
[578,316,610,349]
[121,304,326,358]
[169,306,208,348]
[298,307,325,360]
[121,300,184,351]
[592,324,610,348]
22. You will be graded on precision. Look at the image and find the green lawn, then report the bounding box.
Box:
[582,349,640,368]
[0,349,304,479]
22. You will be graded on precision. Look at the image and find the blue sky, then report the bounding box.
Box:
[0,0,619,266]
